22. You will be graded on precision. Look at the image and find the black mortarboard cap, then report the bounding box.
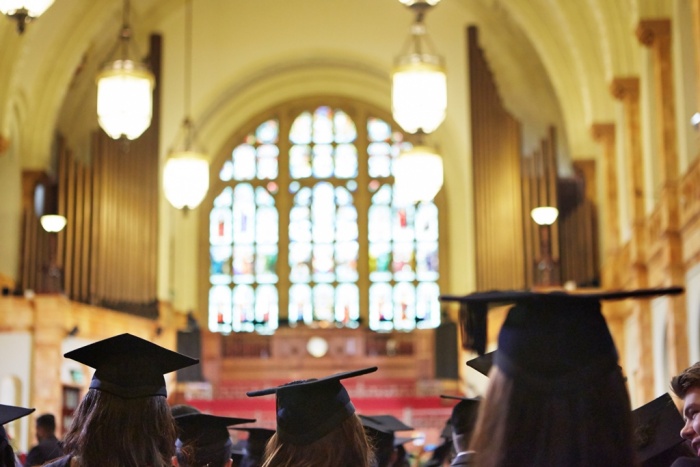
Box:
[394,436,419,448]
[440,395,481,436]
[247,367,377,445]
[64,333,199,398]
[632,393,690,466]
[0,404,34,450]
[0,404,35,426]
[466,351,495,377]
[232,427,276,457]
[175,413,255,447]
[440,287,684,355]
[359,414,413,434]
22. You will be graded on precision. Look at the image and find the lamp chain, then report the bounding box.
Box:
[184,0,193,149]
[119,0,131,60]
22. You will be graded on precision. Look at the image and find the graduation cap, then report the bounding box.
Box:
[247,367,377,445]
[440,395,480,436]
[670,458,700,467]
[359,414,413,435]
[175,414,255,446]
[64,333,199,399]
[0,404,35,450]
[632,393,694,466]
[440,287,684,356]
[466,351,495,377]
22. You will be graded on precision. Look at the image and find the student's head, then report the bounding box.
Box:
[60,333,199,467]
[468,292,637,467]
[359,414,412,467]
[173,414,254,467]
[235,428,275,467]
[35,413,56,440]
[671,362,700,456]
[247,367,377,467]
[445,397,480,453]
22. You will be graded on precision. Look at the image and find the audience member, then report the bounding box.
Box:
[173,413,254,467]
[359,414,412,467]
[24,413,62,466]
[247,367,377,467]
[233,428,275,467]
[440,396,480,466]
[671,362,700,465]
[43,333,199,467]
[0,405,34,467]
[463,290,681,467]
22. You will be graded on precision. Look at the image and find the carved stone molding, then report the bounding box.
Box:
[636,19,671,47]
[0,135,9,155]
[591,123,615,142]
[610,77,640,101]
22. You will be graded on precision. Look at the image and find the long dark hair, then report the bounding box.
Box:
[61,389,177,467]
[261,414,374,467]
[0,427,15,467]
[469,366,636,467]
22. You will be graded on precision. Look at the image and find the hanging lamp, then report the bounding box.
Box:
[392,0,446,135]
[163,0,209,211]
[0,0,54,33]
[394,143,443,205]
[96,0,155,140]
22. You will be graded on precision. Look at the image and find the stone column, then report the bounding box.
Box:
[610,77,653,403]
[637,18,689,374]
[591,123,620,288]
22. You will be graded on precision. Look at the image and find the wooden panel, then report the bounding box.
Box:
[468,26,525,290]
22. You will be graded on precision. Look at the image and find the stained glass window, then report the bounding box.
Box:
[208,103,441,333]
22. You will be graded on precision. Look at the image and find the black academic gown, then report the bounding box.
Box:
[24,436,63,466]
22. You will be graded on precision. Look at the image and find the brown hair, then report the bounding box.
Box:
[260,414,373,467]
[671,362,700,399]
[469,366,635,467]
[62,389,177,467]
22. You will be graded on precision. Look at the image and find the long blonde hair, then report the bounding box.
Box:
[261,414,374,467]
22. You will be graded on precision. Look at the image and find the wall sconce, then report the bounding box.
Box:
[531,206,559,286]
[0,0,54,33]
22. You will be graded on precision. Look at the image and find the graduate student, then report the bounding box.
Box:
[442,287,683,467]
[247,367,377,467]
[173,413,254,467]
[43,333,199,467]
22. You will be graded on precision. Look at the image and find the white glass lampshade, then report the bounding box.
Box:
[96,60,155,140]
[163,151,210,210]
[0,0,53,16]
[392,55,447,134]
[393,145,443,205]
[530,206,559,226]
[40,214,66,233]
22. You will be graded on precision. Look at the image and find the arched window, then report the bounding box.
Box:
[207,100,441,333]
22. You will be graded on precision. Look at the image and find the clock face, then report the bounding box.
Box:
[34,183,46,217]
[306,336,329,358]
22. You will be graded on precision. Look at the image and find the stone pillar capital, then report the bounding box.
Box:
[591,123,615,143]
[610,77,640,101]
[636,19,671,47]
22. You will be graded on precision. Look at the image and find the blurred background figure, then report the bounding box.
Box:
[671,362,700,466]
[24,414,62,466]
[173,413,254,467]
[247,367,377,467]
[440,396,480,466]
[232,428,275,467]
[42,333,199,467]
[0,405,34,467]
[359,414,412,467]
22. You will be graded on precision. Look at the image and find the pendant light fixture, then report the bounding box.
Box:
[163,0,209,211]
[96,0,155,140]
[0,0,54,33]
[392,0,446,134]
[393,143,443,206]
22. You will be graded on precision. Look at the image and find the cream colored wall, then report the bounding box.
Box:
[0,332,33,452]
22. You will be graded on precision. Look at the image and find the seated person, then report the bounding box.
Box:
[173,413,254,467]
[670,362,700,466]
[441,396,480,466]
[232,428,275,467]
[25,413,63,466]
[247,367,377,467]
[0,405,35,467]
[359,414,412,467]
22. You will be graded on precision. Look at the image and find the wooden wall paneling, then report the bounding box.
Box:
[521,156,534,287]
[72,163,84,299]
[89,132,101,302]
[80,158,93,302]
[545,128,560,268]
[64,152,76,296]
[56,138,68,274]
